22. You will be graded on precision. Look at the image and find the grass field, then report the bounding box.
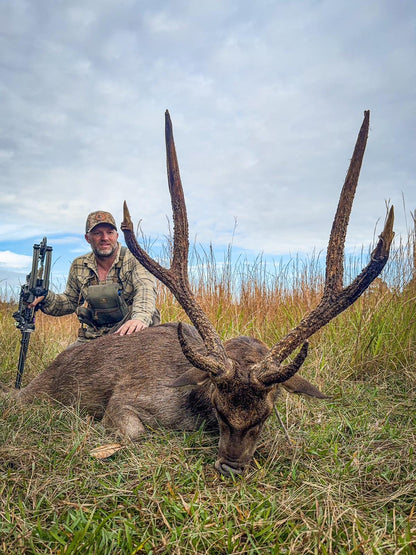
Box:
[0,241,415,554]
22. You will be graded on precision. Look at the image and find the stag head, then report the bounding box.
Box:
[122,110,394,476]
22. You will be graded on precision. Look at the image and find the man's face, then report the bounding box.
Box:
[85,224,119,258]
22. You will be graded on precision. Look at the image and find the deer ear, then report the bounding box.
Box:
[169,367,210,388]
[282,375,330,399]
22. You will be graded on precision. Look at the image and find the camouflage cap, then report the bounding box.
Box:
[85,211,117,233]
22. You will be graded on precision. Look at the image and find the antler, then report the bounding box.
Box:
[255,110,395,386]
[121,110,232,378]
[122,109,394,389]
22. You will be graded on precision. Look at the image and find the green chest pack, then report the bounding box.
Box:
[77,248,129,328]
[84,283,128,326]
[77,283,129,327]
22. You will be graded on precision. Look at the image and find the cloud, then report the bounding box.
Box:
[0,251,32,271]
[0,0,415,266]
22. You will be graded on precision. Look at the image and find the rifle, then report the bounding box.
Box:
[13,237,52,389]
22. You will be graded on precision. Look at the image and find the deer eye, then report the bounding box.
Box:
[214,406,231,427]
[247,424,261,437]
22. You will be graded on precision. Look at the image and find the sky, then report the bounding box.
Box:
[1,0,415,296]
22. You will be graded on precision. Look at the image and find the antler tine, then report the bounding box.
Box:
[325,110,369,294]
[255,110,395,384]
[164,110,188,274]
[121,111,230,377]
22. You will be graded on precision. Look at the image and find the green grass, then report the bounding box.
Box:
[0,240,415,554]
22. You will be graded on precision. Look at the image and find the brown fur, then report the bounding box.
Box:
[4,322,325,475]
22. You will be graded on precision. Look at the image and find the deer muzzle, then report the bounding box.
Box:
[215,459,246,476]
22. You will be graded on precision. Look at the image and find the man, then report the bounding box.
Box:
[30,210,159,344]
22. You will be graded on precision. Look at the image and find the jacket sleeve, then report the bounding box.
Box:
[124,255,158,326]
[41,261,81,316]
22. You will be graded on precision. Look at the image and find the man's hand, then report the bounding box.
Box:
[115,319,148,336]
[28,296,45,309]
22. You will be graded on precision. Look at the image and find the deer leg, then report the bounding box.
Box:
[102,398,146,441]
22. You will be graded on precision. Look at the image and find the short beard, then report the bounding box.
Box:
[92,245,118,259]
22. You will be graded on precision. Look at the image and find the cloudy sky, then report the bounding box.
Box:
[1,0,415,294]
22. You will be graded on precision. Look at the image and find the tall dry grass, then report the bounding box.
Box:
[0,235,415,554]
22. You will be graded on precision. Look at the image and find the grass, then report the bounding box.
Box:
[0,238,415,554]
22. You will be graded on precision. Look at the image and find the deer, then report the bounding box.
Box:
[3,110,394,477]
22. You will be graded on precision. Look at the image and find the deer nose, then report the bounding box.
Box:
[215,459,245,477]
